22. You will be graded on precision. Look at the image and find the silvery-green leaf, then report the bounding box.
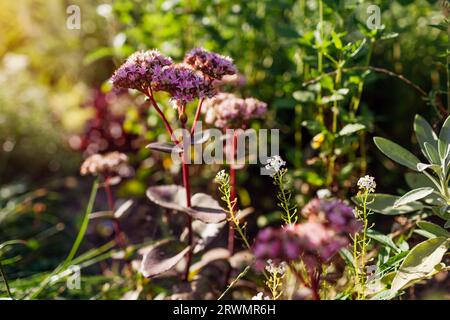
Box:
[424,142,440,165]
[445,219,450,228]
[355,193,424,215]
[394,188,434,208]
[438,115,450,160]
[390,237,448,292]
[414,115,438,162]
[338,123,365,136]
[417,221,450,238]
[373,137,420,171]
[416,163,433,172]
[339,248,355,270]
[367,229,400,252]
[404,172,436,190]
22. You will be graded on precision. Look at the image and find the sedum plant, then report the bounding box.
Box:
[370,114,450,297]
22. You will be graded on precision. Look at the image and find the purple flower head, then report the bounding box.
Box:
[203,93,267,129]
[184,48,237,80]
[253,199,359,273]
[111,50,173,92]
[293,222,348,263]
[153,63,216,106]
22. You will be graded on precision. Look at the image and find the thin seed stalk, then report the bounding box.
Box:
[0,261,13,299]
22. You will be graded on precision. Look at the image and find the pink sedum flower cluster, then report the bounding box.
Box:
[253,198,361,270]
[184,48,237,80]
[203,92,267,128]
[112,48,239,107]
[111,50,173,93]
[153,63,216,107]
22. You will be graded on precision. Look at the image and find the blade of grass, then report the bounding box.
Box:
[28,178,99,299]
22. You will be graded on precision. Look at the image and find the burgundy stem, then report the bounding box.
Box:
[191,98,204,136]
[147,88,176,140]
[181,121,193,281]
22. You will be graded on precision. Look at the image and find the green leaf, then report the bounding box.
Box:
[338,123,365,136]
[394,187,434,208]
[405,172,436,190]
[373,137,420,171]
[438,115,450,160]
[414,115,438,162]
[367,229,400,252]
[424,142,440,165]
[356,193,425,215]
[339,248,355,270]
[417,221,450,238]
[390,237,448,292]
[445,219,450,229]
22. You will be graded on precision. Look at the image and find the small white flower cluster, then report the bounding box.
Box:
[265,155,286,177]
[214,169,229,184]
[251,292,271,300]
[357,175,376,193]
[265,259,287,276]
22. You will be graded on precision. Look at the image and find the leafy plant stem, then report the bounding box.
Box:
[274,169,297,225]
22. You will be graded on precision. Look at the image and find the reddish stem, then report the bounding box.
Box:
[147,88,176,140]
[104,176,126,247]
[191,98,204,136]
[181,121,193,281]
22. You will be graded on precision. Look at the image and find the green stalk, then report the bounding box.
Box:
[64,179,99,266]
[0,261,13,299]
[358,191,369,300]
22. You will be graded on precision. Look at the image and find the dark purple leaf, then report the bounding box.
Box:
[140,240,190,278]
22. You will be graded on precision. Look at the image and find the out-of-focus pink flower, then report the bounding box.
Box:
[302,198,362,234]
[80,151,130,177]
[184,48,236,80]
[153,63,216,107]
[203,92,267,129]
[111,50,173,92]
[253,198,360,272]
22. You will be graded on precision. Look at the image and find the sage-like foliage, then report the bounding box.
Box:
[370,114,450,297]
